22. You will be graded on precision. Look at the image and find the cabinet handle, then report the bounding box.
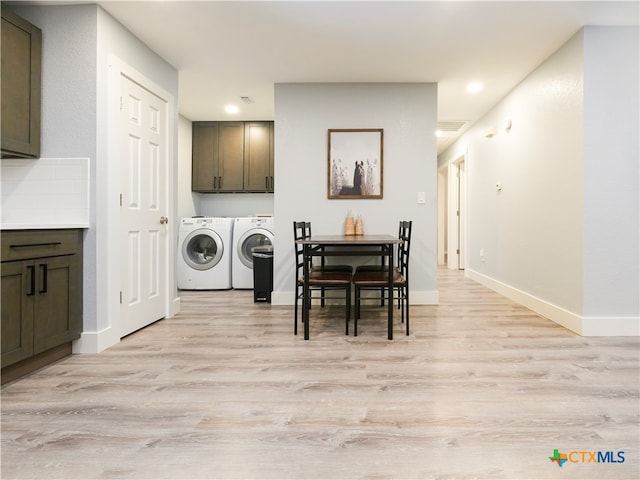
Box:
[27,265,36,296]
[265,176,269,189]
[39,263,48,293]
[218,176,222,189]
[271,176,274,190]
[213,176,217,189]
[10,242,62,249]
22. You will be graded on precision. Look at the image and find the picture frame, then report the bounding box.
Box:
[328,128,383,199]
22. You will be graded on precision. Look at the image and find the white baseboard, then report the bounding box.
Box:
[411,290,439,305]
[582,316,639,336]
[74,296,184,354]
[73,327,120,354]
[271,290,439,306]
[271,291,292,306]
[466,268,639,336]
[170,296,181,317]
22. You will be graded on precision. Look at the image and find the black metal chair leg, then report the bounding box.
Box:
[354,287,359,336]
[294,291,299,335]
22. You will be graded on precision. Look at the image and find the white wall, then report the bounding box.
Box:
[177,115,198,221]
[439,27,639,336]
[199,194,274,218]
[271,83,439,306]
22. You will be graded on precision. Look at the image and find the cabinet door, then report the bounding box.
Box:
[1,261,34,367]
[1,11,41,159]
[33,256,78,355]
[244,122,274,192]
[192,122,218,192]
[217,122,245,191]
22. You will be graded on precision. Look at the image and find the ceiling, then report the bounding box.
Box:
[62,1,640,152]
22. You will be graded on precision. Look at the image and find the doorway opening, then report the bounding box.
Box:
[437,153,467,271]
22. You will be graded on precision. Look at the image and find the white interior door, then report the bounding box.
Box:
[457,160,466,270]
[437,165,448,265]
[120,73,169,337]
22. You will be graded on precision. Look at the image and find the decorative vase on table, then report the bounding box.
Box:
[355,217,364,235]
[345,215,355,235]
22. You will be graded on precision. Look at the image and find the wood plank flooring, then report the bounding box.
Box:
[2,268,638,479]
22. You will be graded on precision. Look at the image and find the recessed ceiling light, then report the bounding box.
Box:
[225,104,239,114]
[466,82,484,94]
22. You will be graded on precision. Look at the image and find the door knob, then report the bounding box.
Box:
[160,216,169,225]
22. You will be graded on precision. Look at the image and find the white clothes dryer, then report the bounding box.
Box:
[178,217,234,290]
[232,216,274,289]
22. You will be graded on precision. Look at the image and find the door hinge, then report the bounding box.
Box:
[119,96,123,112]
[120,291,123,304]
[456,249,460,255]
[456,210,460,217]
[120,193,123,206]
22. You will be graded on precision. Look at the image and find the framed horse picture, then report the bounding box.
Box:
[328,128,383,199]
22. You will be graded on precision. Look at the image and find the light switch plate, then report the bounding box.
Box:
[417,192,426,204]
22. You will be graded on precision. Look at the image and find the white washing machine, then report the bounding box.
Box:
[178,217,234,290]
[232,216,275,289]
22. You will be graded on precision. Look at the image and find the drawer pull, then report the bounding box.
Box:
[39,263,48,293]
[27,265,36,296]
[10,242,62,248]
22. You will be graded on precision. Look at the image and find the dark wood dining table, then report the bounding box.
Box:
[296,234,401,340]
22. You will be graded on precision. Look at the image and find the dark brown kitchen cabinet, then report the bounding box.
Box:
[1,230,83,384]
[192,121,274,193]
[244,122,274,192]
[192,122,245,192]
[1,10,42,159]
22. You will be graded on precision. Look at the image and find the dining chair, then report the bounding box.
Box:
[307,222,353,306]
[293,221,352,336]
[352,220,412,336]
[354,220,406,308]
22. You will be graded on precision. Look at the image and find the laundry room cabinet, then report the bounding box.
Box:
[244,121,274,192]
[1,10,42,159]
[192,121,274,193]
[1,229,83,383]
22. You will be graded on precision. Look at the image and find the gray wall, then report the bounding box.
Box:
[12,4,100,332]
[12,4,179,349]
[271,83,438,305]
[582,26,639,324]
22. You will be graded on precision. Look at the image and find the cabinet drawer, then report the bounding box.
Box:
[1,230,82,262]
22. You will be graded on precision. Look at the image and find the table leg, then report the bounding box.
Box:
[303,244,310,340]
[388,244,393,340]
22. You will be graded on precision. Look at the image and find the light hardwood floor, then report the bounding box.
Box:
[2,268,638,479]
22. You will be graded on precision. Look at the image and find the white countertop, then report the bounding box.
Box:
[1,224,89,230]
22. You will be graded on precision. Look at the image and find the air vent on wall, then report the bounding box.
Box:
[437,121,467,133]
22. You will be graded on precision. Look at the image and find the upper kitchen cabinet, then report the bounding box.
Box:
[192,121,274,193]
[192,122,244,192]
[244,122,274,192]
[1,10,42,159]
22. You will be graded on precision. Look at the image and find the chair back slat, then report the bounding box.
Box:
[293,221,311,275]
[398,220,412,281]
